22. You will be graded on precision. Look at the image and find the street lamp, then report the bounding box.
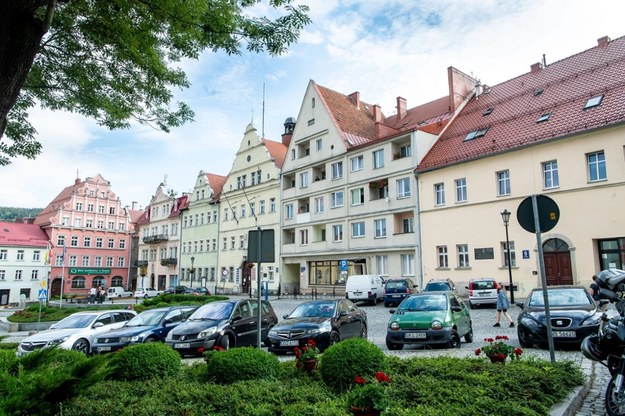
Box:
[189,256,195,288]
[500,209,515,303]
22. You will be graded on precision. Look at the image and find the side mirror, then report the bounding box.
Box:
[339,311,348,317]
[283,314,289,319]
[93,322,104,328]
[515,302,525,309]
[232,315,243,322]
[389,309,396,314]
[451,306,462,312]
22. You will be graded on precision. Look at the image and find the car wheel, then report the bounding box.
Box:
[330,331,340,346]
[218,335,231,350]
[72,338,90,354]
[360,323,368,339]
[144,337,158,343]
[144,294,149,299]
[469,302,475,309]
[385,335,403,350]
[464,325,474,343]
[448,330,461,348]
[518,330,532,348]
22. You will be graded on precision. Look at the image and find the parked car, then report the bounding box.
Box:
[465,278,498,309]
[134,287,163,299]
[423,278,456,292]
[163,286,189,294]
[386,292,473,350]
[165,299,278,355]
[345,274,385,305]
[516,285,603,348]
[266,299,367,354]
[16,310,137,356]
[383,278,418,307]
[192,287,211,296]
[107,286,133,298]
[91,306,196,354]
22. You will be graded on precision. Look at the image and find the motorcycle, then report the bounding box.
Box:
[581,269,625,416]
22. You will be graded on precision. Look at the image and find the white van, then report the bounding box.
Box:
[107,287,133,298]
[345,274,385,305]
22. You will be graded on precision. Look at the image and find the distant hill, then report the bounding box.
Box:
[0,207,43,222]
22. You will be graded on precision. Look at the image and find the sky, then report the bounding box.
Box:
[2,0,624,209]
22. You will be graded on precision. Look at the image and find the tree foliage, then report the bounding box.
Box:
[0,0,311,165]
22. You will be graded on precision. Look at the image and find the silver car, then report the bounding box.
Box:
[466,278,498,309]
[16,309,136,356]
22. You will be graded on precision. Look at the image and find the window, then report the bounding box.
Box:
[457,244,470,268]
[75,218,82,227]
[402,217,414,233]
[96,238,103,248]
[374,219,386,238]
[401,254,414,276]
[497,170,511,196]
[33,251,40,261]
[16,250,24,261]
[285,204,294,220]
[107,238,114,248]
[330,191,344,208]
[435,183,445,206]
[399,144,411,158]
[76,202,82,211]
[316,139,322,151]
[99,205,105,213]
[351,155,364,172]
[69,255,77,266]
[109,207,115,215]
[332,225,343,242]
[0,270,4,280]
[437,246,449,268]
[536,112,551,123]
[270,198,276,212]
[299,172,309,188]
[314,197,325,214]
[15,270,22,280]
[587,151,607,181]
[31,270,39,280]
[82,256,89,266]
[70,236,78,247]
[331,161,343,180]
[0,250,6,260]
[240,205,246,218]
[396,178,411,199]
[97,220,104,229]
[464,127,489,141]
[350,188,364,206]
[455,178,467,203]
[584,95,603,109]
[300,230,308,245]
[542,160,559,189]
[373,149,384,169]
[502,241,516,267]
[376,255,388,275]
[85,219,93,228]
[57,235,65,247]
[351,221,365,238]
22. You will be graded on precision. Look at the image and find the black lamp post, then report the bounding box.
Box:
[189,256,195,288]
[500,209,515,303]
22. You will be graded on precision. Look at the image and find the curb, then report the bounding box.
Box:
[549,358,593,416]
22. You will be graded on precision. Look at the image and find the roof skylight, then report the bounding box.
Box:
[536,112,551,123]
[584,95,604,109]
[464,127,490,141]
[482,107,494,116]
[534,88,544,96]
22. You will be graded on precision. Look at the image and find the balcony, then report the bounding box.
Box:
[143,234,169,244]
[160,258,178,267]
[135,260,148,267]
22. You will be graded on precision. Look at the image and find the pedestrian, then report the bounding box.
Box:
[98,286,106,304]
[494,282,515,328]
[89,286,97,304]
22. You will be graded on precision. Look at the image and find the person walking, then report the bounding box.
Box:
[493,282,515,328]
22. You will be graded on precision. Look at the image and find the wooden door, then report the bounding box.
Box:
[543,239,573,285]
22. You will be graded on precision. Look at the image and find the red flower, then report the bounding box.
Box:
[212,346,225,351]
[514,348,523,356]
[375,372,391,383]
[354,376,366,385]
[474,348,481,356]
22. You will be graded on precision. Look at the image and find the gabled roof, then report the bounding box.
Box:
[0,221,49,248]
[169,194,189,218]
[262,139,287,168]
[417,35,625,173]
[206,173,227,201]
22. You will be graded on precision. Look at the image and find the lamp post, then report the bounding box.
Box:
[189,256,195,288]
[500,209,515,303]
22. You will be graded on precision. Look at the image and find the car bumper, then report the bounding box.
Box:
[266,332,332,353]
[384,294,409,304]
[386,327,454,345]
[518,324,599,345]
[92,341,133,354]
[469,297,497,306]
[165,337,217,356]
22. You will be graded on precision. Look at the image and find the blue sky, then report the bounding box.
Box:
[3,0,624,209]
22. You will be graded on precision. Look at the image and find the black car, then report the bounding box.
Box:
[91,306,196,354]
[165,299,278,355]
[266,299,367,354]
[516,286,603,348]
[164,286,189,294]
[423,279,456,292]
[384,278,418,307]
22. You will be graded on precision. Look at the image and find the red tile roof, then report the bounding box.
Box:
[0,221,50,248]
[206,173,228,201]
[262,139,288,168]
[417,35,625,173]
[169,194,189,217]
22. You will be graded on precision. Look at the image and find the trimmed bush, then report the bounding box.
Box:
[18,347,88,371]
[319,338,387,392]
[107,342,181,381]
[206,347,280,384]
[0,342,18,351]
[0,349,18,373]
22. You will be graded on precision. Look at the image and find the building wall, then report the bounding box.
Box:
[0,245,48,304]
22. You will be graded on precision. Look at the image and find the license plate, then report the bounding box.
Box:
[392,295,401,298]
[353,291,362,296]
[553,331,576,338]
[97,346,111,352]
[174,343,190,349]
[280,340,299,347]
[405,332,427,339]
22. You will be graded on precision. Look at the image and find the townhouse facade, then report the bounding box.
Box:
[415,35,625,299]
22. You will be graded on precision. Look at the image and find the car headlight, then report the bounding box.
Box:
[431,320,442,330]
[582,314,602,326]
[198,327,218,339]
[48,336,70,346]
[268,329,277,337]
[520,315,542,329]
[390,321,399,330]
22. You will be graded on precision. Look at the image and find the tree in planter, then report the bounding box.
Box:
[0,0,311,165]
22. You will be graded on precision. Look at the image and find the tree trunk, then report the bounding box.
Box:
[0,1,46,138]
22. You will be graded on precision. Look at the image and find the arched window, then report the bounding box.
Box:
[92,276,106,288]
[111,276,123,287]
[543,238,569,252]
[71,276,86,289]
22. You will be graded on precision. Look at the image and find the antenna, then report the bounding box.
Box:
[220,191,239,224]
[262,83,265,139]
[241,186,258,226]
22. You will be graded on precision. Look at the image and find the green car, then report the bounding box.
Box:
[386,292,473,350]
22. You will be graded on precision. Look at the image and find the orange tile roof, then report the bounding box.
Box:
[262,139,287,168]
[206,173,228,201]
[0,221,50,247]
[417,35,625,173]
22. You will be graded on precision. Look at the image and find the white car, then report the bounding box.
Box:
[134,288,163,298]
[16,310,137,356]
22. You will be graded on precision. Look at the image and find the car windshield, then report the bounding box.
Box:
[425,282,450,291]
[399,295,447,311]
[528,288,593,307]
[289,302,335,318]
[189,302,233,320]
[125,309,166,327]
[53,314,97,329]
[386,281,407,290]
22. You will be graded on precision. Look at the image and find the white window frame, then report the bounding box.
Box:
[397,178,411,199]
[330,191,344,208]
[437,246,448,268]
[351,155,364,172]
[331,161,343,180]
[351,221,365,238]
[374,219,387,238]
[332,224,343,242]
[587,151,607,182]
[373,149,384,169]
[542,160,559,189]
[497,170,511,196]
[457,244,469,268]
[455,178,467,203]
[435,183,445,206]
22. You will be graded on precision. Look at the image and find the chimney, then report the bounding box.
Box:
[348,92,360,109]
[475,80,483,98]
[132,201,137,210]
[530,62,542,74]
[281,117,296,147]
[597,36,611,47]
[373,105,382,123]
[396,96,407,119]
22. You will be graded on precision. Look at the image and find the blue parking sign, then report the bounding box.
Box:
[340,260,348,271]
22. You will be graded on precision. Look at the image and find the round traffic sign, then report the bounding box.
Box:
[516,195,560,233]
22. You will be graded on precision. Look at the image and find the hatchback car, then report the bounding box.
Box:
[165,299,278,356]
[386,292,473,350]
[266,299,367,354]
[384,278,418,307]
[16,310,137,356]
[91,306,196,354]
[465,278,498,309]
[423,278,456,292]
[516,285,603,348]
[134,288,163,298]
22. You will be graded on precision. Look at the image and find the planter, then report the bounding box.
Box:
[488,354,507,364]
[301,359,318,372]
[349,405,381,416]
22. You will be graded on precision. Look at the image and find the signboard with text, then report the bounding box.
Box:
[68,268,112,275]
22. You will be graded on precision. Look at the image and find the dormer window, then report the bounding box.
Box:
[464,127,490,141]
[536,112,551,123]
[534,88,544,96]
[584,95,603,109]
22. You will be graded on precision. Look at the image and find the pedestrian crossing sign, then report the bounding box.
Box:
[38,289,47,301]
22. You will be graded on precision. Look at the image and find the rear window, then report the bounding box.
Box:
[425,282,450,291]
[386,281,407,290]
[473,281,496,290]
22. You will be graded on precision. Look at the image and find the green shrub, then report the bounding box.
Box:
[206,347,280,384]
[107,342,181,381]
[0,342,18,351]
[18,347,88,371]
[319,338,387,392]
[0,349,18,373]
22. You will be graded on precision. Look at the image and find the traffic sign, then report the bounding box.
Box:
[340,260,348,271]
[38,289,47,301]
[517,194,560,233]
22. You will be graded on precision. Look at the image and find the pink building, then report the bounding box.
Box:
[34,174,137,298]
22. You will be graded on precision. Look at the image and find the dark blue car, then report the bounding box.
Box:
[91,306,196,354]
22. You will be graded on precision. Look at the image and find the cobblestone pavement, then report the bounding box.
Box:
[576,361,610,416]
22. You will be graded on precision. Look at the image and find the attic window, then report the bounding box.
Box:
[483,87,492,94]
[584,95,603,109]
[482,107,494,116]
[534,88,544,96]
[536,112,551,123]
[464,127,490,141]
